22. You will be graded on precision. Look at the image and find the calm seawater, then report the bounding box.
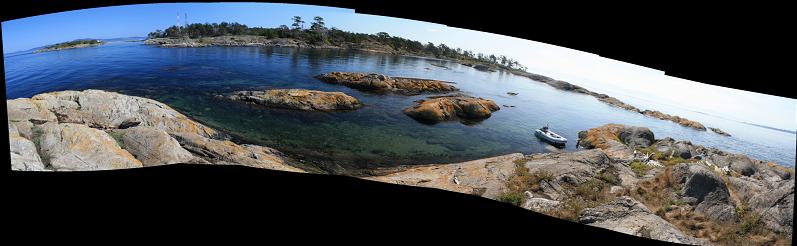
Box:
[5,41,795,168]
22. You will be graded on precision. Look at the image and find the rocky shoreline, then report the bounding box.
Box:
[506,70,719,134]
[9,90,793,244]
[145,36,721,135]
[8,90,304,172]
[370,124,794,245]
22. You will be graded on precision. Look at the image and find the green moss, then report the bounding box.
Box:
[629,161,653,177]
[108,131,127,149]
[497,192,525,206]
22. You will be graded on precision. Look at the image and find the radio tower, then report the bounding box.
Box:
[185,13,188,28]
[176,13,180,28]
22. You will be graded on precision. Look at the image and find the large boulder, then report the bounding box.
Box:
[226,89,362,111]
[108,126,197,166]
[8,121,47,171]
[651,137,698,159]
[671,163,738,223]
[749,179,794,234]
[315,72,458,95]
[618,126,655,148]
[576,124,637,161]
[34,122,143,171]
[579,196,707,245]
[403,95,500,124]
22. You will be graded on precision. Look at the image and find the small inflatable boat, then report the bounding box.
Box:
[535,126,567,146]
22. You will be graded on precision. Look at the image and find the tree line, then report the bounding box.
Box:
[147,16,527,71]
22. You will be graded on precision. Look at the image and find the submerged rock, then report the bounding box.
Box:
[226,89,362,111]
[402,95,500,124]
[314,72,458,95]
[709,127,731,136]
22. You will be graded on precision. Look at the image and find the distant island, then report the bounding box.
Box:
[145,16,529,73]
[35,39,105,53]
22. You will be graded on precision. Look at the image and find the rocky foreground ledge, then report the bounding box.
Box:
[223,89,362,111]
[315,72,458,95]
[8,90,303,172]
[369,124,794,245]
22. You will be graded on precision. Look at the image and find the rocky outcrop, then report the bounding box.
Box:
[169,132,303,172]
[34,122,143,171]
[671,164,738,223]
[8,121,46,171]
[749,179,794,234]
[579,196,707,245]
[8,90,304,173]
[226,89,362,111]
[314,72,458,95]
[365,153,525,199]
[709,127,731,136]
[402,95,500,124]
[641,110,706,131]
[577,124,654,161]
[107,126,197,166]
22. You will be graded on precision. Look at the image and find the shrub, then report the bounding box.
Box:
[629,161,653,177]
[497,192,525,206]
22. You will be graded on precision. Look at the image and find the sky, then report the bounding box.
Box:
[2,2,795,130]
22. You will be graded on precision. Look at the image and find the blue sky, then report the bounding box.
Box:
[2,2,795,130]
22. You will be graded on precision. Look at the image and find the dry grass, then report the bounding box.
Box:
[632,165,789,245]
[545,179,616,222]
[498,158,554,206]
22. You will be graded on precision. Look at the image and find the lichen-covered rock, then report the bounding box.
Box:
[578,196,707,245]
[226,89,362,111]
[108,126,197,166]
[35,122,143,171]
[402,95,499,124]
[315,72,458,95]
[576,124,641,161]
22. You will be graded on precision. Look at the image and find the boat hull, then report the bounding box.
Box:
[535,129,567,146]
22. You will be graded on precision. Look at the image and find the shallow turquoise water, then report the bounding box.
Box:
[5,41,795,168]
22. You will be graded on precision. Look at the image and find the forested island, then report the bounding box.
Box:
[146,16,528,73]
[35,39,105,53]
